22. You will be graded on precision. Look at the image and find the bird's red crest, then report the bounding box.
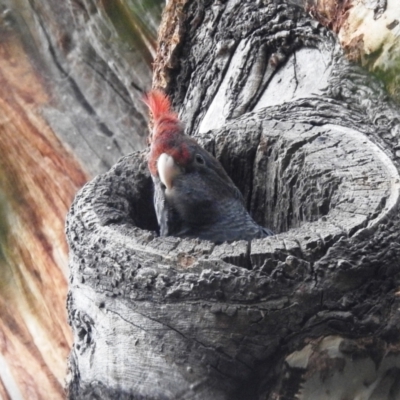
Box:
[144,90,191,176]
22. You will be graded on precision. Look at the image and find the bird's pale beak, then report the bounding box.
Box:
[157,153,181,193]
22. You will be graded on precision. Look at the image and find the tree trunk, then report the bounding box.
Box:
[67,0,400,399]
[0,0,159,398]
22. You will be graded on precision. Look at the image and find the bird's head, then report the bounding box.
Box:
[144,90,238,201]
[144,90,189,192]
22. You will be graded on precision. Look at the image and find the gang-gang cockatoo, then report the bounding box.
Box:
[144,90,273,244]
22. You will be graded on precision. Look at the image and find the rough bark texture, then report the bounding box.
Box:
[67,0,400,399]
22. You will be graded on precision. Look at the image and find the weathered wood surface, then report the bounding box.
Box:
[23,0,155,174]
[304,0,400,103]
[67,0,400,399]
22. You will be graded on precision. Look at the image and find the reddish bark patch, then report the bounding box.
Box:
[0,33,88,400]
[305,0,354,33]
[153,0,189,89]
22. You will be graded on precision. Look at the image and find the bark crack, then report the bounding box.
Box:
[130,306,255,373]
[28,0,116,139]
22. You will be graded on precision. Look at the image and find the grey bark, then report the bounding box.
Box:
[67,0,400,399]
[2,0,156,175]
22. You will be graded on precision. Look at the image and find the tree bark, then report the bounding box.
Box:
[0,0,159,398]
[67,0,400,399]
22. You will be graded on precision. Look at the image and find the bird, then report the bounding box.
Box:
[143,89,274,244]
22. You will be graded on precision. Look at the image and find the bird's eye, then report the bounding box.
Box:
[195,154,205,165]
